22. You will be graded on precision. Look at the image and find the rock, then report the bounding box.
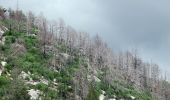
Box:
[0,61,6,76]
[68,86,72,89]
[2,26,8,31]
[11,43,26,56]
[53,82,58,86]
[27,34,37,37]
[10,77,13,80]
[99,94,105,100]
[19,71,30,80]
[130,95,135,100]
[58,53,70,63]
[6,71,11,76]
[0,26,8,40]
[40,79,48,85]
[53,78,56,82]
[94,76,101,82]
[87,75,92,81]
[109,99,116,100]
[0,70,2,76]
[101,90,105,94]
[0,28,4,35]
[28,71,31,75]
[0,37,5,45]
[1,61,7,67]
[27,89,41,100]
[54,69,59,73]
[75,95,82,100]
[26,81,40,85]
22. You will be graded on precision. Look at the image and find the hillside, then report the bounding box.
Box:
[0,7,170,100]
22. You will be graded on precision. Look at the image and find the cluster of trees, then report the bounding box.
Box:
[1,7,170,99]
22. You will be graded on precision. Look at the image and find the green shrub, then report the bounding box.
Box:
[5,36,16,44]
[0,76,10,87]
[86,85,99,100]
[0,45,8,52]
[36,83,48,91]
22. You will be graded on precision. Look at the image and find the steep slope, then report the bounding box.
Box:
[0,7,169,100]
[0,21,152,100]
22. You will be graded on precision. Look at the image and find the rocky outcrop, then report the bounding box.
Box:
[99,90,106,100]
[0,61,6,76]
[19,71,49,86]
[51,53,71,69]
[11,43,26,56]
[0,26,8,39]
[27,89,41,100]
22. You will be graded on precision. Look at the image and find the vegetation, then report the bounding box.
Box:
[0,6,169,100]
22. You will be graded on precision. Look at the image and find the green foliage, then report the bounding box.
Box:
[36,83,48,91]
[97,80,152,100]
[5,36,15,44]
[0,44,9,52]
[86,85,99,100]
[24,36,39,49]
[0,76,10,87]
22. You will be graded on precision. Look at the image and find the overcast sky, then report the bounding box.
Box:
[1,0,170,79]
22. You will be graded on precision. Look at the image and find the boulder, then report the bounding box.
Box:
[27,89,41,100]
[0,36,5,45]
[58,53,70,61]
[94,76,101,82]
[11,43,26,56]
[26,81,40,86]
[40,78,48,85]
[1,61,6,67]
[109,99,116,100]
[19,71,30,80]
[55,53,71,65]
[0,70,2,76]
[99,90,106,100]
[0,61,6,76]
[130,95,135,100]
[99,94,105,100]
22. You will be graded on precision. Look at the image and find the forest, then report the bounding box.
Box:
[0,6,170,100]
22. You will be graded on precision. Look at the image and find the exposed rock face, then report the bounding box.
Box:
[0,26,8,39]
[19,71,49,86]
[11,43,26,56]
[0,36,5,45]
[0,29,4,38]
[27,89,41,100]
[51,53,71,69]
[0,69,2,76]
[40,78,48,85]
[19,71,30,80]
[58,53,70,63]
[99,90,105,100]
[0,61,6,76]
[108,99,116,100]
[1,61,7,67]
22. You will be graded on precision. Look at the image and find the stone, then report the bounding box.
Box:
[28,89,41,100]
[1,61,7,67]
[99,94,105,100]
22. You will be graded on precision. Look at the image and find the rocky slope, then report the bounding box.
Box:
[0,6,169,100]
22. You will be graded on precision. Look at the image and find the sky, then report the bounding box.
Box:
[0,0,170,80]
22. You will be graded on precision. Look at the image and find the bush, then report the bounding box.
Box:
[86,85,99,100]
[36,83,48,91]
[5,36,16,44]
[24,36,38,49]
[0,45,8,52]
[0,76,10,87]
